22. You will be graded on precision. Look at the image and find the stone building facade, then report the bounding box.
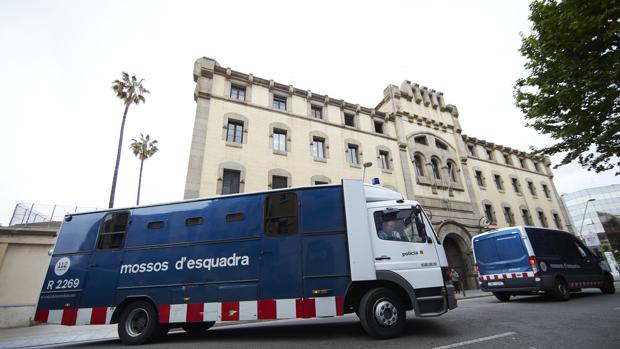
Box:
[184,57,571,289]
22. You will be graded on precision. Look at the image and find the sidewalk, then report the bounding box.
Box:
[0,290,491,349]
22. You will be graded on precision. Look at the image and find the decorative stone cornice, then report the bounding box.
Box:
[461,134,546,162]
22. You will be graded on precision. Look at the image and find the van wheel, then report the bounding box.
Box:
[493,292,511,302]
[551,278,570,301]
[182,322,215,334]
[118,300,161,345]
[358,288,406,339]
[601,275,616,294]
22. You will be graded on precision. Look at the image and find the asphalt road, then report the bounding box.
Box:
[59,287,620,349]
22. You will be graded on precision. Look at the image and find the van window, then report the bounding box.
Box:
[185,217,203,226]
[96,212,129,250]
[558,235,581,258]
[527,230,560,258]
[264,192,298,236]
[147,221,165,229]
[474,233,527,263]
[226,212,245,222]
[373,209,426,243]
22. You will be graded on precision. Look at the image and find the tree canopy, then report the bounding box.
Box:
[514,0,620,174]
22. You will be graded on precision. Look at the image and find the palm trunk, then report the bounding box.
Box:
[109,103,130,208]
[136,159,144,205]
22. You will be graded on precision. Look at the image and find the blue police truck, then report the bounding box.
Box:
[35,180,457,344]
[473,226,616,302]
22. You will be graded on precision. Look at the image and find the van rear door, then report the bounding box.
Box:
[473,228,531,277]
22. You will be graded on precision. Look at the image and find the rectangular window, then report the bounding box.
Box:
[226,213,244,222]
[230,85,246,101]
[494,174,503,190]
[522,209,532,225]
[374,120,384,134]
[314,181,328,185]
[553,213,562,229]
[311,105,323,119]
[503,207,514,225]
[374,209,426,243]
[185,217,203,226]
[264,192,298,236]
[347,144,359,165]
[273,129,286,152]
[226,120,243,143]
[312,137,325,159]
[147,221,165,229]
[379,151,389,170]
[272,175,288,189]
[475,170,485,187]
[542,184,550,198]
[538,211,548,228]
[273,94,287,110]
[528,181,536,196]
[222,169,241,194]
[484,204,495,224]
[97,212,129,250]
[344,113,355,127]
[511,178,520,193]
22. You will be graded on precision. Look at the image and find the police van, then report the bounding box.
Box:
[35,180,457,344]
[472,226,616,302]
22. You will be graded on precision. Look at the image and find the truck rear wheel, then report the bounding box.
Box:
[358,288,406,339]
[182,322,215,334]
[118,300,161,345]
[601,275,616,294]
[493,292,511,302]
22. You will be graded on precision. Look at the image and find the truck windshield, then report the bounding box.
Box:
[374,209,425,243]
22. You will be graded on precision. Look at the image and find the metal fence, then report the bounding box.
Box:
[9,203,101,228]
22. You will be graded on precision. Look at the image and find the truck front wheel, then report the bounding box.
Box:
[118,300,161,345]
[358,288,406,339]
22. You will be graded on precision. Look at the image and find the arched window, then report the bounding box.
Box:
[431,158,441,179]
[447,161,458,183]
[414,155,425,176]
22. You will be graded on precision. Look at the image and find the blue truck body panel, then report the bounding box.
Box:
[36,185,351,323]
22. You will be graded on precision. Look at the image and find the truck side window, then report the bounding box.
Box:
[264,192,298,236]
[374,209,425,243]
[96,212,129,250]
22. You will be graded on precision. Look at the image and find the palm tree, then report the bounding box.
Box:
[109,72,150,208]
[130,134,159,205]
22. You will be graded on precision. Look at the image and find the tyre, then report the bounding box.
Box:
[358,288,406,339]
[493,292,511,302]
[117,300,161,345]
[551,278,570,301]
[601,275,616,294]
[182,322,215,334]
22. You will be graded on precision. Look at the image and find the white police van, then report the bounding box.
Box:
[473,226,616,302]
[36,180,457,344]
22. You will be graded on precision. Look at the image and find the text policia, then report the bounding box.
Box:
[119,253,250,274]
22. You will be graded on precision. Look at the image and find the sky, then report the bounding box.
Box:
[0,0,617,226]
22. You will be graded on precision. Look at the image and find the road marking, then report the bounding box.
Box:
[615,307,620,310]
[432,332,517,349]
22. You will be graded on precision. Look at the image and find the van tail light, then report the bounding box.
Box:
[441,267,451,282]
[529,256,540,276]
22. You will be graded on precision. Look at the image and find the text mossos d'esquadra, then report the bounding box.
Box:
[119,253,250,274]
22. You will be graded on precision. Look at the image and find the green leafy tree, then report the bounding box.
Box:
[109,72,150,208]
[514,0,620,174]
[130,134,159,205]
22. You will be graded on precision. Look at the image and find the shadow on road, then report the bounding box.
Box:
[64,315,457,347]
[497,290,605,304]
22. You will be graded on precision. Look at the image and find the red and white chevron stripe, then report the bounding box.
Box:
[34,296,344,326]
[478,271,535,281]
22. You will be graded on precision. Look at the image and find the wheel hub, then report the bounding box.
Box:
[374,299,398,327]
[125,308,149,337]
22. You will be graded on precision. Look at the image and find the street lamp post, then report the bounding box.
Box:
[362,162,373,182]
[578,198,596,241]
